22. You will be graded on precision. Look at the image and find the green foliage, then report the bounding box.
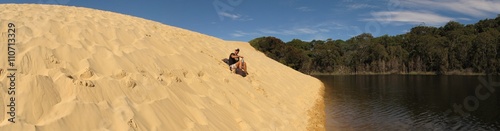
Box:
[249,36,286,61]
[249,36,311,73]
[311,39,342,72]
[248,15,500,74]
[286,39,312,51]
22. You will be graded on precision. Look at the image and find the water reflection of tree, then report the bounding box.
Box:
[316,75,500,130]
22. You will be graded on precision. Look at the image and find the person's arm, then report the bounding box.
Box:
[231,54,238,58]
[231,54,243,58]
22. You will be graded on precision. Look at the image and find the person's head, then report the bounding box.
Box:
[235,48,240,54]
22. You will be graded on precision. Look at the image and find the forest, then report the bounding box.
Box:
[249,15,500,75]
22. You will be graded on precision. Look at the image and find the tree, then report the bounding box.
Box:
[310,39,342,72]
[470,29,500,72]
[286,39,312,51]
[249,36,286,61]
[249,37,313,73]
[282,46,311,73]
[248,15,500,74]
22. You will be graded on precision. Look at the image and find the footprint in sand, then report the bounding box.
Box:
[79,68,94,79]
[66,75,74,79]
[236,118,250,130]
[52,68,73,80]
[175,77,182,83]
[48,55,60,64]
[229,99,240,110]
[248,76,268,97]
[68,68,97,87]
[156,76,164,82]
[128,119,138,131]
[123,77,137,89]
[73,80,95,87]
[158,70,175,86]
[253,85,268,98]
[156,71,165,82]
[197,71,205,77]
[111,70,138,89]
[156,75,171,86]
[182,70,190,78]
[112,69,127,79]
[45,55,61,68]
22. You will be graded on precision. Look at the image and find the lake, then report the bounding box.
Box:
[314,75,500,131]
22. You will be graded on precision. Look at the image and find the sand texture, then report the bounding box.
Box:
[0,4,324,131]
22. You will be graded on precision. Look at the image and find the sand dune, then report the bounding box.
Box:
[0,4,324,130]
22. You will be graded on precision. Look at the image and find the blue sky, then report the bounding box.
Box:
[2,0,500,42]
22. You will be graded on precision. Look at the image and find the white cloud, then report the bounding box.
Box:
[348,4,377,9]
[241,18,254,21]
[296,28,318,34]
[360,0,499,26]
[231,31,262,37]
[230,21,346,39]
[319,28,330,32]
[259,29,283,35]
[270,21,347,35]
[231,33,244,37]
[218,12,253,21]
[297,6,314,12]
[218,12,241,20]
[363,11,455,25]
[457,18,472,21]
[313,21,346,29]
[254,21,346,36]
[257,27,320,35]
[401,0,500,17]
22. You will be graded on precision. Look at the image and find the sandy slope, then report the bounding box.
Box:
[0,4,324,131]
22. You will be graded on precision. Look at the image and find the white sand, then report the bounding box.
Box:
[0,4,324,131]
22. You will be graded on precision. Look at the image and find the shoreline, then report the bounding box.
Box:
[306,84,326,131]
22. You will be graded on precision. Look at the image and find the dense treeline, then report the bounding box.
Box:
[249,16,500,75]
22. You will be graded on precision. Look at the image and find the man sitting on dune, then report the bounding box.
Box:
[229,48,247,74]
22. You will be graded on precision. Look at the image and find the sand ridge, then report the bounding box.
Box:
[0,4,324,130]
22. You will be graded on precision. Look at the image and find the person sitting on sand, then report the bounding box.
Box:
[229,48,247,74]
